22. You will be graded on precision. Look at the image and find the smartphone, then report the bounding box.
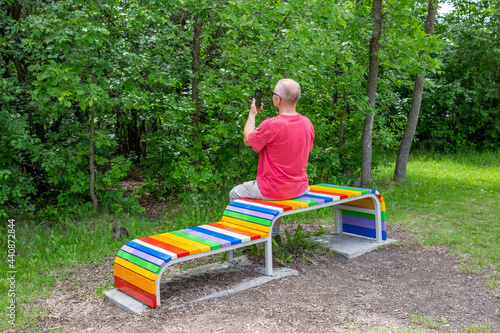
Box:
[254,89,263,108]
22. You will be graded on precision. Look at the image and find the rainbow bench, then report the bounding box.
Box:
[113,184,386,308]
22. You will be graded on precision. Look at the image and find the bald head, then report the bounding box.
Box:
[274,79,301,105]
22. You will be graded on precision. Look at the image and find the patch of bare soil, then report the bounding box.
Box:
[19,224,500,333]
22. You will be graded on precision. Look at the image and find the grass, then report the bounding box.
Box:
[1,150,499,330]
[373,150,500,286]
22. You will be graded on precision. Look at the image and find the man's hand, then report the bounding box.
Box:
[250,98,263,116]
[244,98,263,146]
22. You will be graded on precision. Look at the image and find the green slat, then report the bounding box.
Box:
[117,250,161,274]
[342,209,386,221]
[317,184,369,195]
[222,210,273,227]
[170,230,222,250]
[294,198,317,206]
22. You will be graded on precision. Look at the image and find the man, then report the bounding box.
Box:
[229,78,315,240]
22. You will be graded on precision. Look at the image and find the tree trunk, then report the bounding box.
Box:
[361,0,383,187]
[89,108,98,212]
[191,10,202,145]
[394,0,438,182]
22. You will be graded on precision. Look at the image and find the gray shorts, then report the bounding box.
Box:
[229,180,274,202]
[229,180,309,202]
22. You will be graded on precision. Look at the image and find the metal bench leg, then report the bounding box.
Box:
[264,237,273,275]
[334,206,342,234]
[227,249,234,263]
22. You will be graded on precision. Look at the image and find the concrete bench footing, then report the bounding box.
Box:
[313,233,397,259]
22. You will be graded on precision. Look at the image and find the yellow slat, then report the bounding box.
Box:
[343,199,386,211]
[114,256,158,281]
[160,233,211,252]
[220,217,271,233]
[149,234,200,255]
[309,185,358,198]
[218,221,270,238]
[265,200,307,209]
[114,263,156,294]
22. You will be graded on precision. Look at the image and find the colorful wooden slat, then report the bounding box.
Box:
[124,241,172,262]
[240,198,293,211]
[114,276,157,308]
[315,184,364,196]
[170,230,222,250]
[308,189,347,199]
[209,222,263,240]
[233,199,285,213]
[188,225,243,244]
[342,209,386,222]
[139,237,188,258]
[114,256,158,281]
[294,198,318,206]
[297,195,325,204]
[113,263,156,294]
[301,193,334,202]
[221,216,272,233]
[225,205,277,221]
[323,184,378,195]
[120,245,167,267]
[266,199,308,209]
[341,214,386,231]
[319,184,369,195]
[192,225,247,244]
[152,234,201,255]
[228,201,280,216]
[116,250,162,274]
[309,185,350,199]
[342,224,387,240]
[222,210,273,226]
[180,228,232,247]
[219,222,269,237]
[218,221,269,237]
[342,198,386,211]
[162,232,212,252]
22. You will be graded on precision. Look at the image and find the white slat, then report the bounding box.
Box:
[133,239,178,260]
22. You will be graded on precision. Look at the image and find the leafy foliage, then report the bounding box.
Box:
[0,0,497,219]
[415,0,500,151]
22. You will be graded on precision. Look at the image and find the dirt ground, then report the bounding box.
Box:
[17,223,500,332]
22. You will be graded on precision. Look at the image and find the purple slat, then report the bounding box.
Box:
[121,244,167,267]
[225,206,276,221]
[342,214,386,231]
[298,195,325,204]
[180,228,231,247]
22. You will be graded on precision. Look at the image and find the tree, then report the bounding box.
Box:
[361,0,383,187]
[394,0,439,181]
[415,0,499,151]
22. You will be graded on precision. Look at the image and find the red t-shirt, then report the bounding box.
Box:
[248,114,315,199]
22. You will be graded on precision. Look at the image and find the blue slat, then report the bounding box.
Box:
[297,195,325,204]
[301,193,334,202]
[321,183,376,194]
[190,227,242,245]
[126,241,172,263]
[228,201,280,216]
[342,224,387,241]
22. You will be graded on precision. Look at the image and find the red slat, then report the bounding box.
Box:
[139,237,190,257]
[114,275,157,308]
[208,222,260,240]
[309,190,348,199]
[240,198,293,211]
